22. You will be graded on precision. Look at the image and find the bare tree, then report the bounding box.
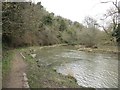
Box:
[96,0,120,42]
[101,1,118,30]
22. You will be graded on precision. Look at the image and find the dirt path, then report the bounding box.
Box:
[4,51,27,88]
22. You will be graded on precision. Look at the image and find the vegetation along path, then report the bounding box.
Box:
[4,51,27,88]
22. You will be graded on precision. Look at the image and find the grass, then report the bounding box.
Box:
[20,48,81,88]
[0,44,1,89]
[2,50,13,81]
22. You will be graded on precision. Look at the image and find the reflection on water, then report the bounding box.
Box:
[57,51,118,88]
[36,46,118,88]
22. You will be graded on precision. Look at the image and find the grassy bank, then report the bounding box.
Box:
[2,50,14,86]
[20,47,81,88]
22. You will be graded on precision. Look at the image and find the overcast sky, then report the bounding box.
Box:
[32,0,118,23]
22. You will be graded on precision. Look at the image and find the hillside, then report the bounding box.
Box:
[2,2,116,48]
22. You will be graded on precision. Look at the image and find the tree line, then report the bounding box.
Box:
[2,2,116,48]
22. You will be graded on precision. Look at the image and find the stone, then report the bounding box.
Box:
[23,76,28,81]
[23,73,26,77]
[31,54,36,58]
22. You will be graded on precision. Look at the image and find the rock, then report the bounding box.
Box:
[23,73,26,76]
[23,73,28,81]
[30,49,36,53]
[23,82,29,88]
[29,49,32,52]
[88,49,92,52]
[53,68,56,72]
[40,47,43,49]
[78,48,84,51]
[37,64,40,67]
[33,49,36,52]
[23,76,28,81]
[22,73,30,88]
[36,60,39,62]
[31,54,36,58]
[92,45,98,48]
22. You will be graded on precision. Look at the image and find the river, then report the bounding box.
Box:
[36,46,118,88]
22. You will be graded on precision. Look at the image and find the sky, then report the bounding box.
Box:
[31,0,118,24]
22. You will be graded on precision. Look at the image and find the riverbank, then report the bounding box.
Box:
[74,45,119,54]
[23,44,119,54]
[20,45,118,88]
[2,46,85,88]
[20,47,81,88]
[2,44,118,88]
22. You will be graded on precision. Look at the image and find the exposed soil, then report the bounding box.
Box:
[3,51,27,88]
